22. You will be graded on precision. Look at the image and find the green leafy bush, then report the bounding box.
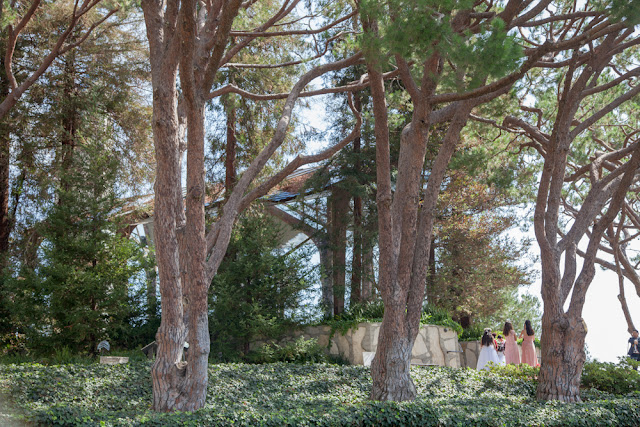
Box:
[420,304,463,335]
[458,323,484,341]
[322,300,385,337]
[488,363,540,382]
[581,358,640,395]
[247,337,327,364]
[4,362,640,426]
[323,301,462,341]
[209,208,315,362]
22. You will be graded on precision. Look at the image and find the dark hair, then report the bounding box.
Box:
[503,322,513,337]
[525,320,534,336]
[481,330,494,347]
[497,335,503,340]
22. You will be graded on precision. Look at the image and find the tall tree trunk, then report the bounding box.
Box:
[425,238,436,304]
[149,79,188,412]
[330,187,349,315]
[0,112,9,259]
[59,52,78,193]
[537,311,586,402]
[350,191,362,305]
[371,305,416,400]
[0,33,12,260]
[612,227,636,333]
[361,245,374,301]
[225,106,236,193]
[361,215,377,301]
[319,241,334,318]
[370,97,473,399]
[181,96,210,410]
[350,93,362,305]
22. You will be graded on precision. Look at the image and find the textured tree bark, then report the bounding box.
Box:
[521,31,640,401]
[142,0,360,410]
[361,245,374,301]
[350,93,363,305]
[150,82,188,412]
[371,306,416,400]
[319,242,334,318]
[330,187,349,315]
[224,106,237,193]
[350,191,362,305]
[0,123,10,258]
[366,52,472,399]
[0,38,12,259]
[425,239,436,304]
[537,313,586,402]
[59,52,78,194]
[180,96,209,411]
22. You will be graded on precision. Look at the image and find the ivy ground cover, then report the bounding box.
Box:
[1,362,640,426]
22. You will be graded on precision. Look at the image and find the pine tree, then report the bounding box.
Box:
[8,142,144,354]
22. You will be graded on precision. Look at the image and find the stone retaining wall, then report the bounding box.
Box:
[254,323,462,367]
[459,340,542,368]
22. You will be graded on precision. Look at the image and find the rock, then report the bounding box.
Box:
[100,356,129,365]
[425,326,445,365]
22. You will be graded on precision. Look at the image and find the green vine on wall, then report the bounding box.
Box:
[320,302,463,351]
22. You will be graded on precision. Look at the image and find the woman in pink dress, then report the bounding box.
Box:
[503,321,520,365]
[519,320,537,367]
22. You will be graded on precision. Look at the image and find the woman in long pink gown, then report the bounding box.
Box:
[503,322,520,365]
[519,319,537,367]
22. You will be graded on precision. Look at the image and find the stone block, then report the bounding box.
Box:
[331,332,350,359]
[425,326,445,366]
[412,331,428,358]
[350,326,367,365]
[100,356,129,365]
[361,323,380,351]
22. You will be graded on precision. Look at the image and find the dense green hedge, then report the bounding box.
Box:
[2,362,640,426]
[323,301,463,341]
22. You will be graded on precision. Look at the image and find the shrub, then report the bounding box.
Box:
[488,363,540,382]
[324,301,462,341]
[209,208,315,361]
[458,323,484,341]
[247,337,327,364]
[420,304,463,335]
[4,362,640,426]
[581,357,640,395]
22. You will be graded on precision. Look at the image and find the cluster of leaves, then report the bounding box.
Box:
[581,358,640,395]
[419,304,464,335]
[3,143,148,356]
[247,337,328,364]
[322,301,462,342]
[3,362,640,426]
[488,363,540,383]
[209,208,316,362]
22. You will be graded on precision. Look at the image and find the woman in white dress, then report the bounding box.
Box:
[476,329,499,370]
